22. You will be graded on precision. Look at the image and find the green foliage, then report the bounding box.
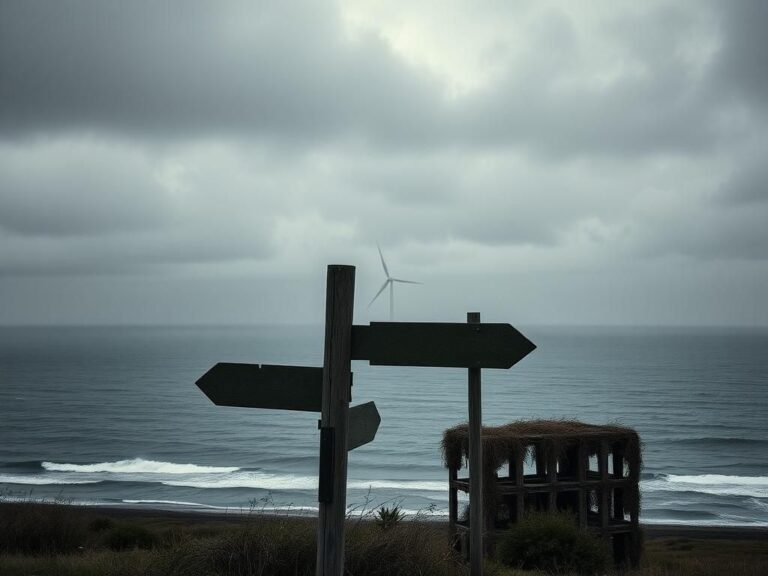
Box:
[495,511,609,575]
[103,523,159,551]
[374,505,405,530]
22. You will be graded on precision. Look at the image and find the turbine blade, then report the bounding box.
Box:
[377,243,390,278]
[367,280,390,308]
[390,278,422,285]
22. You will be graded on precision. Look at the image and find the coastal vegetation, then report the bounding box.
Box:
[495,512,609,574]
[1,502,767,576]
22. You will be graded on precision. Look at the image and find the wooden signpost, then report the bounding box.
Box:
[196,264,535,576]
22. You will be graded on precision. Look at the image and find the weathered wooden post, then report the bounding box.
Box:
[467,312,483,576]
[317,265,355,576]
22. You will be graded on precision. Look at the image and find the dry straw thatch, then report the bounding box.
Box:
[441,419,641,481]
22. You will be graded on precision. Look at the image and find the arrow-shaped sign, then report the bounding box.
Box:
[351,322,536,369]
[196,363,323,412]
[196,362,380,451]
[348,401,381,451]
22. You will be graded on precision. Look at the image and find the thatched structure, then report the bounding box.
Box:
[442,419,642,567]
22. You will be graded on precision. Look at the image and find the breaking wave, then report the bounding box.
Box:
[121,499,233,510]
[0,474,99,486]
[642,474,768,498]
[2,458,446,494]
[349,479,445,492]
[42,458,239,474]
[162,471,445,492]
[162,471,318,490]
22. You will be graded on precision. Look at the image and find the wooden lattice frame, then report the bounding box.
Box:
[443,419,642,567]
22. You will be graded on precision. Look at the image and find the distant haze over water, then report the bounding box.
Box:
[1,325,766,526]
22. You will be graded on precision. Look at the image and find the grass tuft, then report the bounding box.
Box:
[374,505,405,530]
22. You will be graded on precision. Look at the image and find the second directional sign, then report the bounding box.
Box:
[352,322,536,368]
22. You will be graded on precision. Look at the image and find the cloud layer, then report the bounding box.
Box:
[1,0,766,325]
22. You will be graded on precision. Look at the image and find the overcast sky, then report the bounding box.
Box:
[1,0,766,326]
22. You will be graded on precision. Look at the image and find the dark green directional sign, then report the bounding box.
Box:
[196,363,323,412]
[196,362,380,452]
[348,401,381,451]
[351,322,536,369]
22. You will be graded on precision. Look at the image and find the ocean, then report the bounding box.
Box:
[1,325,766,526]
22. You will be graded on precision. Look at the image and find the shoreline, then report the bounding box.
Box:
[23,502,767,541]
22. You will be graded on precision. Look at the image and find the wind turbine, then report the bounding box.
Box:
[368,244,421,321]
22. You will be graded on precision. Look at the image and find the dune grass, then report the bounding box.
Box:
[1,502,766,576]
[637,537,768,576]
[0,502,466,576]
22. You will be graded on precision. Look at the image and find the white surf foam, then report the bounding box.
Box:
[42,458,239,474]
[667,475,768,486]
[7,460,447,494]
[391,508,449,518]
[163,471,318,490]
[258,505,320,514]
[162,471,446,492]
[642,517,768,527]
[642,474,768,498]
[0,474,100,486]
[121,501,322,515]
[122,499,232,510]
[348,479,446,492]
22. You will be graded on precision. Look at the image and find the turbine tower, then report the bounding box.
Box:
[368,244,421,320]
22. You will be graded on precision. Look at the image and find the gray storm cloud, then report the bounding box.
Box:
[3,1,764,155]
[0,0,766,325]
[0,1,442,144]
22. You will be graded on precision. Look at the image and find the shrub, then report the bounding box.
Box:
[495,511,609,575]
[103,524,159,551]
[375,505,405,530]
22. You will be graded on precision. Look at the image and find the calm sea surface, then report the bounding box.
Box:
[1,325,766,526]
